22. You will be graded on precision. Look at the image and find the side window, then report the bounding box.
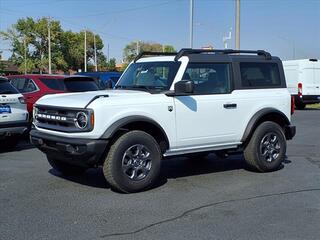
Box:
[240,62,281,87]
[11,78,37,93]
[11,78,26,92]
[183,63,231,94]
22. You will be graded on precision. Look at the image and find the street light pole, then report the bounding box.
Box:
[235,0,240,50]
[136,40,140,55]
[189,0,194,48]
[47,17,52,74]
[94,34,97,72]
[84,30,87,72]
[23,36,27,74]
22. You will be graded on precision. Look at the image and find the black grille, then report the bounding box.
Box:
[34,105,93,133]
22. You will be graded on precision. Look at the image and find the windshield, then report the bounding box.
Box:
[115,61,181,92]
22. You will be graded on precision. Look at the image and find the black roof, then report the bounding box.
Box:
[134,48,274,62]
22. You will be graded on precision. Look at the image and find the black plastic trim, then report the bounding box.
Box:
[285,125,296,140]
[101,115,169,146]
[241,108,291,142]
[30,129,108,167]
[84,94,109,108]
[175,48,272,61]
[34,105,94,133]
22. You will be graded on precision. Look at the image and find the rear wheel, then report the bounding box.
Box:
[244,121,286,172]
[103,130,161,193]
[47,156,87,176]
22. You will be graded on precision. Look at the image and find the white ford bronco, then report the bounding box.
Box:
[30,49,296,193]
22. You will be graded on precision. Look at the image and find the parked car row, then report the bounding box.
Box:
[7,74,101,115]
[0,72,122,148]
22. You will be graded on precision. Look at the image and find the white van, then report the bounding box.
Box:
[283,59,320,109]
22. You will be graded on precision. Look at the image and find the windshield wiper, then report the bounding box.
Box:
[115,85,152,91]
[129,85,151,91]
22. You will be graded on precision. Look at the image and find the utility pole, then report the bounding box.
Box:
[136,40,140,55]
[235,0,240,50]
[93,33,97,72]
[107,43,110,62]
[189,0,194,48]
[23,36,27,74]
[47,17,52,74]
[84,30,87,72]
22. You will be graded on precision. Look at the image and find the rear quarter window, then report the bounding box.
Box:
[39,78,65,91]
[64,78,99,92]
[240,62,281,88]
[0,80,19,94]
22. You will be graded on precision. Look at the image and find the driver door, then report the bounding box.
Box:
[174,62,240,148]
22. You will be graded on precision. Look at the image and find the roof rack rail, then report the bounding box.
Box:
[174,48,272,61]
[134,51,177,62]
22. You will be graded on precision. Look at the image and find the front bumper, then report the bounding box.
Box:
[30,129,108,167]
[0,120,29,138]
[285,125,296,140]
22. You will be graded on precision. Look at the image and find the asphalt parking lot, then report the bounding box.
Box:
[1,110,320,240]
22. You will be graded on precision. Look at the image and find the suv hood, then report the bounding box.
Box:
[36,90,150,108]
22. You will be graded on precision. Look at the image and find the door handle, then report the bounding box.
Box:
[223,103,237,109]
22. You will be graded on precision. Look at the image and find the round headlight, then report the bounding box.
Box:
[75,112,88,129]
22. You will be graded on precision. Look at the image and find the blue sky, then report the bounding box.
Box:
[0,0,319,62]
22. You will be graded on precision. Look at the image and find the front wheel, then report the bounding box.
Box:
[103,130,161,193]
[244,121,286,172]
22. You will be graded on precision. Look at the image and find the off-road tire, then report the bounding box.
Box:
[244,121,286,172]
[103,130,161,193]
[47,156,87,176]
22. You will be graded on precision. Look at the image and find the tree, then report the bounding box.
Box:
[0,17,66,73]
[123,41,176,63]
[1,17,108,73]
[106,58,116,71]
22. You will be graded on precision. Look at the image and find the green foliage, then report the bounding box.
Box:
[123,41,176,63]
[106,58,117,71]
[1,17,107,73]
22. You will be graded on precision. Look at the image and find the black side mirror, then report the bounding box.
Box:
[174,80,194,94]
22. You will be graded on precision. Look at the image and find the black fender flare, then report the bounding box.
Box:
[101,115,170,145]
[241,108,290,143]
